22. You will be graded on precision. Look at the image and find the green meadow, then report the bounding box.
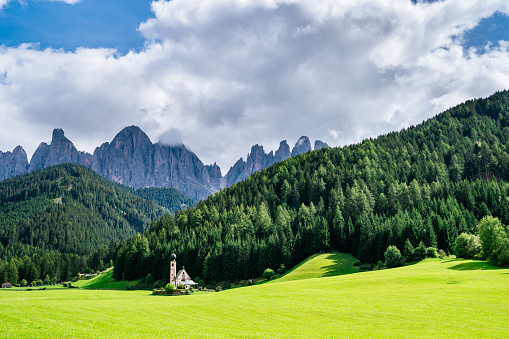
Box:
[276,251,359,282]
[1,257,508,338]
[73,268,139,290]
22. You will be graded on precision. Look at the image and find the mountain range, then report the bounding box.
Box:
[0,127,328,200]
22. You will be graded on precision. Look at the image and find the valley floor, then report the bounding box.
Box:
[0,258,508,338]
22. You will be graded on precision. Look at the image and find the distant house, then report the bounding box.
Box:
[2,282,13,288]
[169,253,198,290]
[78,273,97,280]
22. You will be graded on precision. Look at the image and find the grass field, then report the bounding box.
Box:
[1,257,508,338]
[73,268,139,290]
[276,251,358,282]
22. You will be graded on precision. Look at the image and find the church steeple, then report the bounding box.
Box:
[170,253,177,287]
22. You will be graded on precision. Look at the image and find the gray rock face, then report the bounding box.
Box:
[91,126,221,200]
[274,140,291,163]
[29,128,92,172]
[0,146,29,180]
[291,136,312,156]
[224,143,287,187]
[224,157,247,187]
[314,140,329,150]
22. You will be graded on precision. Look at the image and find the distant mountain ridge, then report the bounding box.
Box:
[0,127,328,200]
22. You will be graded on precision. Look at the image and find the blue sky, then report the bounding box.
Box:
[0,0,152,52]
[464,12,509,50]
[1,0,509,172]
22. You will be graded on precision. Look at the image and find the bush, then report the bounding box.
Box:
[177,284,186,290]
[20,279,27,287]
[36,279,44,286]
[403,239,414,261]
[426,247,438,258]
[353,260,362,266]
[277,264,286,274]
[62,282,68,288]
[497,245,509,267]
[438,249,448,259]
[479,216,508,263]
[155,279,166,288]
[215,285,223,292]
[263,268,275,280]
[413,241,427,261]
[454,233,470,258]
[358,263,374,272]
[145,273,154,286]
[164,283,175,292]
[466,235,481,259]
[384,245,404,268]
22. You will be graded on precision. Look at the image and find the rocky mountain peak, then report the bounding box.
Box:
[0,145,29,180]
[314,140,329,150]
[274,140,291,163]
[112,125,152,150]
[291,136,312,156]
[52,128,66,144]
[29,129,92,172]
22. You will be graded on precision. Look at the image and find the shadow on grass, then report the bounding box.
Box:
[320,253,358,278]
[440,258,459,263]
[321,253,345,277]
[448,261,502,271]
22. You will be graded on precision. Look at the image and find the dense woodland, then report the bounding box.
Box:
[114,91,509,285]
[0,164,165,283]
[132,187,197,214]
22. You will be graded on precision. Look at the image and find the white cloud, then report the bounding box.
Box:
[0,0,10,9]
[2,0,509,172]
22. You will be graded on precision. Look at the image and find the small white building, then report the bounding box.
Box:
[169,253,198,290]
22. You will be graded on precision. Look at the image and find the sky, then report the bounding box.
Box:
[1,0,509,173]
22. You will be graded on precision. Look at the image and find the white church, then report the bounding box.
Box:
[169,253,198,290]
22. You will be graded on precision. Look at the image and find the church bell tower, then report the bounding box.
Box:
[170,253,177,287]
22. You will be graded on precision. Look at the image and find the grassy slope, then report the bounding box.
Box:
[73,268,139,290]
[275,251,359,282]
[1,259,508,338]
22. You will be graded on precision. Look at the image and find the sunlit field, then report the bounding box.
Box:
[1,258,508,338]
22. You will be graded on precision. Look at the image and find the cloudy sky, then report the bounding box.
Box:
[1,0,509,173]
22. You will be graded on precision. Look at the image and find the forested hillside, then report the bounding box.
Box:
[113,90,509,284]
[132,187,196,214]
[0,163,165,260]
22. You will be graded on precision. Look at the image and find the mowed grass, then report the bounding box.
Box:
[73,268,139,290]
[276,251,358,282]
[1,258,508,338]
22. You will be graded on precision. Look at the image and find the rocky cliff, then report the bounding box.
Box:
[314,140,329,150]
[291,136,312,156]
[224,137,329,187]
[90,126,222,200]
[0,146,29,180]
[29,128,92,172]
